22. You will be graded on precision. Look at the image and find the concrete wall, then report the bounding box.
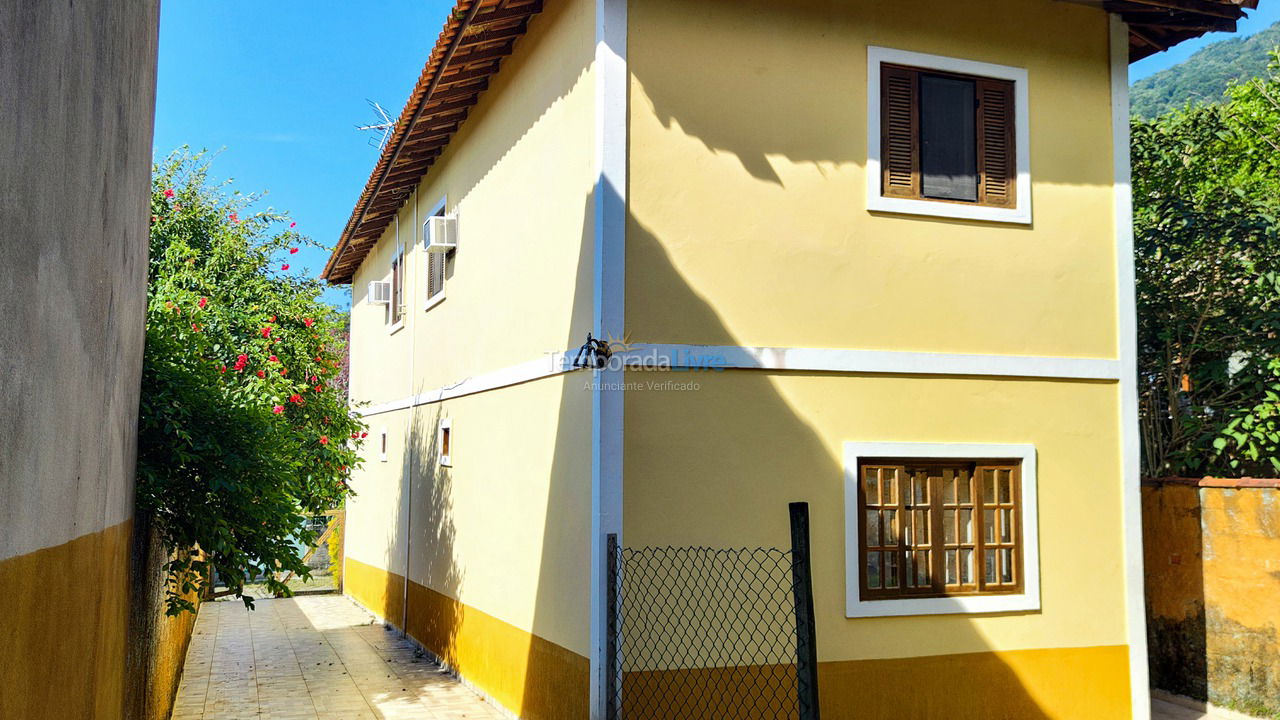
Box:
[0,0,158,717]
[1144,479,1280,717]
[343,0,596,717]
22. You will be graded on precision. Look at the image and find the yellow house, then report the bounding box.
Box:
[322,1,1258,718]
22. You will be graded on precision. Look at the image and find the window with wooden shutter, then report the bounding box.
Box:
[859,458,1022,600]
[424,204,447,308]
[879,64,1016,209]
[426,251,444,304]
[389,252,405,326]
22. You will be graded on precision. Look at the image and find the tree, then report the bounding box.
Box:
[138,150,365,613]
[1133,59,1280,478]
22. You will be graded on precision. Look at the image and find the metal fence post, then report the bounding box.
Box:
[789,502,821,720]
[605,533,619,720]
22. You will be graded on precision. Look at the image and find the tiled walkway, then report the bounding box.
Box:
[172,595,505,720]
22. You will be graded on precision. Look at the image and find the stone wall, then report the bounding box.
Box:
[1143,478,1280,717]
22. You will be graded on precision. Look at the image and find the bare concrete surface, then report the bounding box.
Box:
[172,595,505,720]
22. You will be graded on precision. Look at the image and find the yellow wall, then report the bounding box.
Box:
[343,1,598,716]
[627,0,1117,358]
[623,372,1130,715]
[623,0,1131,715]
[1143,482,1280,715]
[350,0,597,407]
[0,520,131,719]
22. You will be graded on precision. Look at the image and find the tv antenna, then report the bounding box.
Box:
[356,100,398,150]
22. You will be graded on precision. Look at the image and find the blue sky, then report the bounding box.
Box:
[155,3,1279,309]
[1131,3,1280,81]
[155,1,455,308]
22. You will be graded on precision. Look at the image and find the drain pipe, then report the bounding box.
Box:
[401,195,419,638]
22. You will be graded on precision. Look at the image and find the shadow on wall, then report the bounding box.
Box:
[613,204,1061,720]
[361,0,1132,715]
[1142,482,1208,700]
[382,402,465,675]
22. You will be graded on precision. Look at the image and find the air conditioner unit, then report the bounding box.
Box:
[367,281,391,305]
[424,214,458,254]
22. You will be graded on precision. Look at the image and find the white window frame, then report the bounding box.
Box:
[438,418,452,467]
[866,46,1032,225]
[423,196,448,311]
[387,243,405,335]
[843,441,1040,617]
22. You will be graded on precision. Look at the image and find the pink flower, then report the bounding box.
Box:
[319,435,329,445]
[191,323,201,332]
[269,315,277,322]
[303,318,314,328]
[151,215,158,223]
[219,365,227,374]
[272,405,284,414]
[260,327,271,338]
[289,222,297,228]
[268,355,278,363]
[229,212,239,223]
[289,394,303,404]
[314,385,322,393]
[281,263,290,271]
[350,432,359,439]
[233,354,248,372]
[360,431,368,439]
[198,297,208,308]
[289,247,298,254]
[164,188,175,198]
[256,370,265,378]
[280,368,288,376]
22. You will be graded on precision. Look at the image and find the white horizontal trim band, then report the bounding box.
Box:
[356,344,1119,418]
[359,351,574,417]
[628,344,1121,380]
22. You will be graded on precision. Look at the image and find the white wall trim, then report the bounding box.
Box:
[622,344,1121,380]
[356,344,1121,420]
[843,442,1041,617]
[590,0,627,716]
[358,351,575,418]
[866,45,1032,224]
[1111,15,1151,720]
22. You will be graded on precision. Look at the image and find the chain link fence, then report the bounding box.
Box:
[607,503,820,720]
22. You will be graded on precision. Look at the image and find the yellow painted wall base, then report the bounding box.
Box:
[0,520,132,719]
[819,645,1131,719]
[345,557,589,720]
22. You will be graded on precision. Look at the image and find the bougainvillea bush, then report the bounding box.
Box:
[139,150,364,614]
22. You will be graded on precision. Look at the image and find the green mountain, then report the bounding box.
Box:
[1131,22,1280,119]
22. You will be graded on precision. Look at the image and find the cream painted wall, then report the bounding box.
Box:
[350,0,596,409]
[626,0,1118,358]
[624,370,1128,661]
[344,0,597,659]
[405,374,593,655]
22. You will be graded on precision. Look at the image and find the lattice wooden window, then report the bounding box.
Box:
[859,460,1022,599]
[881,64,1015,209]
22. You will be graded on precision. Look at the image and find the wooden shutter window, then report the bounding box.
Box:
[976,78,1016,208]
[881,64,919,199]
[878,64,1017,210]
[427,251,444,301]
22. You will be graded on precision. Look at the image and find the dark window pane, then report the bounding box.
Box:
[920,74,977,202]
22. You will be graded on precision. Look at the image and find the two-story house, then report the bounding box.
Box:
[323,1,1259,718]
